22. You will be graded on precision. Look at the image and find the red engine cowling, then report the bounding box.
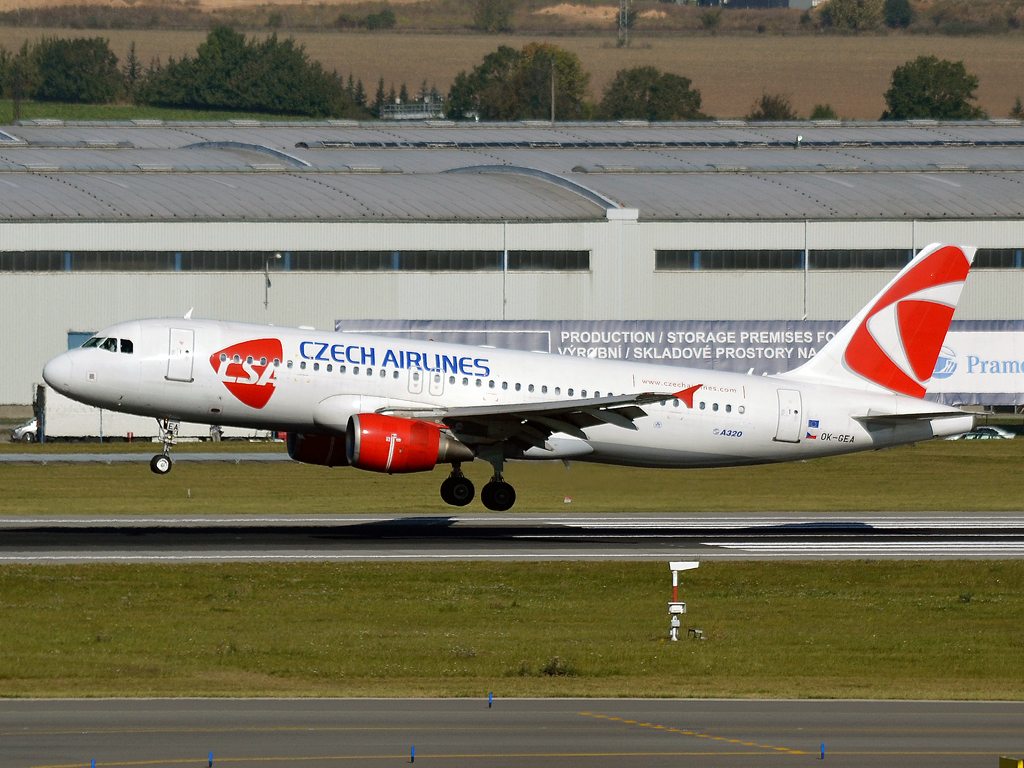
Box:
[286,433,349,467]
[346,413,473,474]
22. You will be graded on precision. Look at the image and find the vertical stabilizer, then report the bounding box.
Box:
[782,243,975,396]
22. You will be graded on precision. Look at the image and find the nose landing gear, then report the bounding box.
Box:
[440,464,475,506]
[150,418,179,475]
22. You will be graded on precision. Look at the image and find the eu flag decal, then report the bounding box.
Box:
[808,419,819,428]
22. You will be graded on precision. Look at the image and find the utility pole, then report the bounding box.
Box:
[618,0,630,47]
[12,63,22,124]
[550,54,556,123]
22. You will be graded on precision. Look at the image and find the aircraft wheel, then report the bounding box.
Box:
[481,481,516,511]
[441,476,475,507]
[150,454,173,475]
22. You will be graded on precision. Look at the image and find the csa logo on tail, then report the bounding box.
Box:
[210,339,283,409]
[844,245,971,398]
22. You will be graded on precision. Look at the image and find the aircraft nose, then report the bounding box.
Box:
[42,352,73,394]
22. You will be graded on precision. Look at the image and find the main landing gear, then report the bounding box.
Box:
[439,460,517,511]
[440,464,475,507]
[150,418,178,475]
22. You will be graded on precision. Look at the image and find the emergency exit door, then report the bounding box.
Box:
[166,328,195,382]
[775,389,802,443]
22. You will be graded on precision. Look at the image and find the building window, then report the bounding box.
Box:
[656,250,803,270]
[974,248,1024,269]
[808,249,913,269]
[507,251,589,271]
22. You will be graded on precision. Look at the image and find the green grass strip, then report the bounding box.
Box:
[1,440,1022,514]
[0,561,1021,699]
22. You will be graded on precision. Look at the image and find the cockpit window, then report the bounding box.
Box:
[82,337,101,348]
[120,339,134,354]
[99,338,118,352]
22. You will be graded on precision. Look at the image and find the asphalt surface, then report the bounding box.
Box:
[1,513,1024,561]
[2,698,1021,768]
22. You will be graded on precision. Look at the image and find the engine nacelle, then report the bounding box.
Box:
[346,413,474,474]
[286,432,349,467]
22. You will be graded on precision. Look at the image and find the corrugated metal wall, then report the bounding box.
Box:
[3,218,1024,404]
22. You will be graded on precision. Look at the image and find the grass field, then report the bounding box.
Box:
[0,99,319,123]
[0,29,1021,119]
[1,439,1023,515]
[0,560,1020,698]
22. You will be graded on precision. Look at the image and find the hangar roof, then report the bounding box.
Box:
[0,120,1022,222]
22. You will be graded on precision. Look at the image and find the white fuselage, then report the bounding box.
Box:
[42,318,974,468]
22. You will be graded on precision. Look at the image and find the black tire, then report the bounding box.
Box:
[150,454,172,475]
[441,476,475,507]
[481,481,516,511]
[20,433,34,443]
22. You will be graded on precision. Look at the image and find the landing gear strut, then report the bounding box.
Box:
[478,451,516,511]
[440,463,475,507]
[150,418,178,475]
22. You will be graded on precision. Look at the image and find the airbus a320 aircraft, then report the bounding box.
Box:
[43,243,977,511]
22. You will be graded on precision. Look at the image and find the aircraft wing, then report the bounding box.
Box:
[381,386,700,452]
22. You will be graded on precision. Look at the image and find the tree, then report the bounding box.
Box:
[139,27,358,118]
[818,0,883,29]
[599,66,705,121]
[362,5,396,29]
[881,55,984,120]
[1012,96,1024,120]
[473,0,517,32]
[747,92,797,121]
[446,43,589,121]
[810,103,838,119]
[373,76,386,115]
[123,41,142,101]
[31,37,124,103]
[883,0,912,28]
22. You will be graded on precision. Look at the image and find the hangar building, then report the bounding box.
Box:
[1,119,1023,406]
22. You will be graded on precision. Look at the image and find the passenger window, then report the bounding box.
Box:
[502,381,508,390]
[713,403,719,411]
[340,365,346,374]
[246,356,253,364]
[260,357,267,366]
[367,368,373,376]
[233,355,241,363]
[327,364,332,372]
[119,339,133,354]
[515,383,521,391]
[581,390,587,398]
[489,380,495,388]
[738,406,745,414]
[220,353,227,362]
[300,361,306,370]
[596,391,601,398]
[100,337,117,352]
[313,362,319,371]
[463,378,469,386]
[274,359,280,366]
[542,386,548,394]
[528,384,535,393]
[673,399,679,407]
[287,360,293,369]
[393,371,398,379]
[82,337,101,348]
[699,401,705,410]
[354,367,360,375]
[568,388,574,396]
[380,369,386,378]
[450,376,456,384]
[476,379,482,387]
[726,404,732,413]
[555,387,561,395]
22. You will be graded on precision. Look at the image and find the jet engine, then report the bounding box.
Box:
[346,413,474,473]
[286,432,349,467]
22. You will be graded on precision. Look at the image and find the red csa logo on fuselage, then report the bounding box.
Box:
[210,339,283,409]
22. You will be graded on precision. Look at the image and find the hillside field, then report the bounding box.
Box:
[0,29,1021,119]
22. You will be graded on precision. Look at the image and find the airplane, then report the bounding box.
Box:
[42,243,977,511]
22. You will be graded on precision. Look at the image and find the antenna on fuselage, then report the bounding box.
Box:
[184,308,193,320]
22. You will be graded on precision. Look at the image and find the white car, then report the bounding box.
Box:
[10,418,37,443]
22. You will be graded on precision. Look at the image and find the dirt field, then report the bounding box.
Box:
[0,28,1021,118]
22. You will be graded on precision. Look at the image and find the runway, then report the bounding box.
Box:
[1,513,1023,561]
[2,698,1021,768]
[0,452,289,464]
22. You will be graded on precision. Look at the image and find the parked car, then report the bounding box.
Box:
[948,425,1016,440]
[10,417,37,443]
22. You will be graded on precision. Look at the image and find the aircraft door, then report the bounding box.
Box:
[775,389,802,443]
[408,368,424,395]
[166,328,195,382]
[428,370,445,396]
